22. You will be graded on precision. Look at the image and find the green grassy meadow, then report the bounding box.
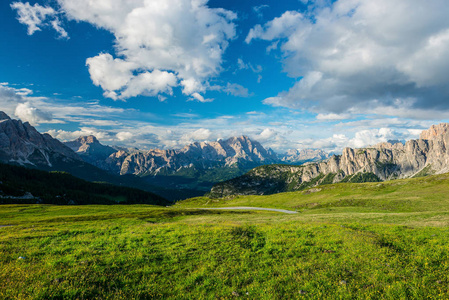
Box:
[3,174,449,299]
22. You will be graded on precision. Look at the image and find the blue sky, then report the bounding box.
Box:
[2,0,449,152]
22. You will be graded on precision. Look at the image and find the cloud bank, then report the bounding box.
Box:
[247,0,449,117]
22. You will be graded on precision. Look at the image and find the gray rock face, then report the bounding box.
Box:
[105,136,279,176]
[210,124,449,197]
[64,135,116,169]
[0,112,81,167]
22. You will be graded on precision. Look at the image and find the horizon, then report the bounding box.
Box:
[3,109,440,156]
[2,0,449,152]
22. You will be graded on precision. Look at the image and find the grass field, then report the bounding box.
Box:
[2,174,449,299]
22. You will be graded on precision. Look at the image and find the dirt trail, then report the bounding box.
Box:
[197,207,298,214]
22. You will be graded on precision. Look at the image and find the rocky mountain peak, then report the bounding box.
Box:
[0,112,81,167]
[419,123,449,140]
[234,135,251,142]
[79,135,99,144]
[0,111,11,121]
[65,135,111,152]
[105,135,279,176]
[64,135,117,169]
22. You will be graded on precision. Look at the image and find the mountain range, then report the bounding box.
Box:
[210,123,449,197]
[64,132,328,193]
[6,110,449,202]
[0,112,195,201]
[0,111,328,200]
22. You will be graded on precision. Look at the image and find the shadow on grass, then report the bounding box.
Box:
[39,209,251,224]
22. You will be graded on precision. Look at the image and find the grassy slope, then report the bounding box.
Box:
[2,174,449,298]
[180,173,449,212]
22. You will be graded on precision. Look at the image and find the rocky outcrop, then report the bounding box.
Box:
[210,124,449,197]
[0,112,81,167]
[419,123,449,140]
[64,135,116,169]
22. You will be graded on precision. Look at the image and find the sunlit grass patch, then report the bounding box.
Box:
[1,204,449,299]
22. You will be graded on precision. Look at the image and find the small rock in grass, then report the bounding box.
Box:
[339,280,347,285]
[299,290,307,294]
[53,278,64,284]
[232,291,240,297]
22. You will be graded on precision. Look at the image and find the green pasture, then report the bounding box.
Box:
[2,173,449,299]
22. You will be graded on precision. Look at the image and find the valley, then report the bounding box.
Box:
[3,112,449,298]
[4,1,449,298]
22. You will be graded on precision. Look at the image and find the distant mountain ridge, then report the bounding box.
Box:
[67,135,329,176]
[65,134,328,193]
[105,136,278,176]
[0,111,330,200]
[210,123,449,197]
[280,149,329,164]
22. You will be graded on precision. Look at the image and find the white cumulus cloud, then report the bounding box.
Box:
[189,92,214,103]
[15,102,53,125]
[11,2,68,38]
[248,0,449,117]
[56,0,237,99]
[116,131,134,142]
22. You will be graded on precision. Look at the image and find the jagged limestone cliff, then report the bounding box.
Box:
[210,124,449,197]
[104,136,278,176]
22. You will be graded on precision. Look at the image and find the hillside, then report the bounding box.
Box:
[210,123,449,197]
[0,163,169,205]
[181,172,449,216]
